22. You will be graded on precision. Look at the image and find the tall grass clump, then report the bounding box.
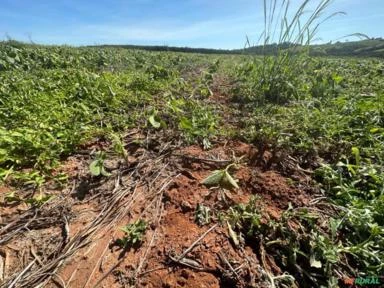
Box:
[235,0,344,104]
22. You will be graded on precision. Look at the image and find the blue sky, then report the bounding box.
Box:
[0,0,383,49]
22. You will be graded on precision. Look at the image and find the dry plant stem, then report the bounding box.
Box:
[168,254,203,270]
[93,172,172,287]
[309,196,328,205]
[84,181,139,287]
[135,227,158,279]
[0,211,37,245]
[52,274,67,288]
[135,195,165,278]
[8,259,36,288]
[218,251,241,281]
[260,240,294,288]
[65,263,80,288]
[0,253,4,283]
[83,160,173,287]
[176,223,218,261]
[173,153,232,164]
[93,258,125,288]
[167,223,219,271]
[0,210,31,234]
[1,174,137,287]
[62,215,70,244]
[137,266,167,276]
[82,240,112,288]
[30,248,44,266]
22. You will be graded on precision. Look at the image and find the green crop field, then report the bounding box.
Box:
[1,0,384,284]
[0,40,383,287]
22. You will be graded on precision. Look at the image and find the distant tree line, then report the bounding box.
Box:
[2,38,384,58]
[94,39,384,58]
[309,39,384,58]
[235,39,384,58]
[91,44,235,55]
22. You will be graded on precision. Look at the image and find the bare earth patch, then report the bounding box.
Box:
[0,137,316,288]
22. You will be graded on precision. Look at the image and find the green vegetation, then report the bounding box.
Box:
[195,204,211,226]
[202,163,239,190]
[89,151,111,177]
[4,37,384,59]
[223,1,383,285]
[0,27,383,287]
[5,191,53,207]
[0,42,220,186]
[117,219,148,248]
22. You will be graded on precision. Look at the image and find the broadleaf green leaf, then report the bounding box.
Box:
[101,166,111,177]
[224,170,239,189]
[148,114,161,128]
[89,160,101,176]
[179,117,193,130]
[201,170,225,186]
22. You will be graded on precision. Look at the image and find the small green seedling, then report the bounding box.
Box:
[5,191,53,207]
[116,219,147,248]
[148,113,161,128]
[195,204,211,226]
[24,193,54,207]
[148,111,166,129]
[89,151,111,177]
[4,191,20,203]
[201,163,239,189]
[110,133,129,165]
[226,196,261,237]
